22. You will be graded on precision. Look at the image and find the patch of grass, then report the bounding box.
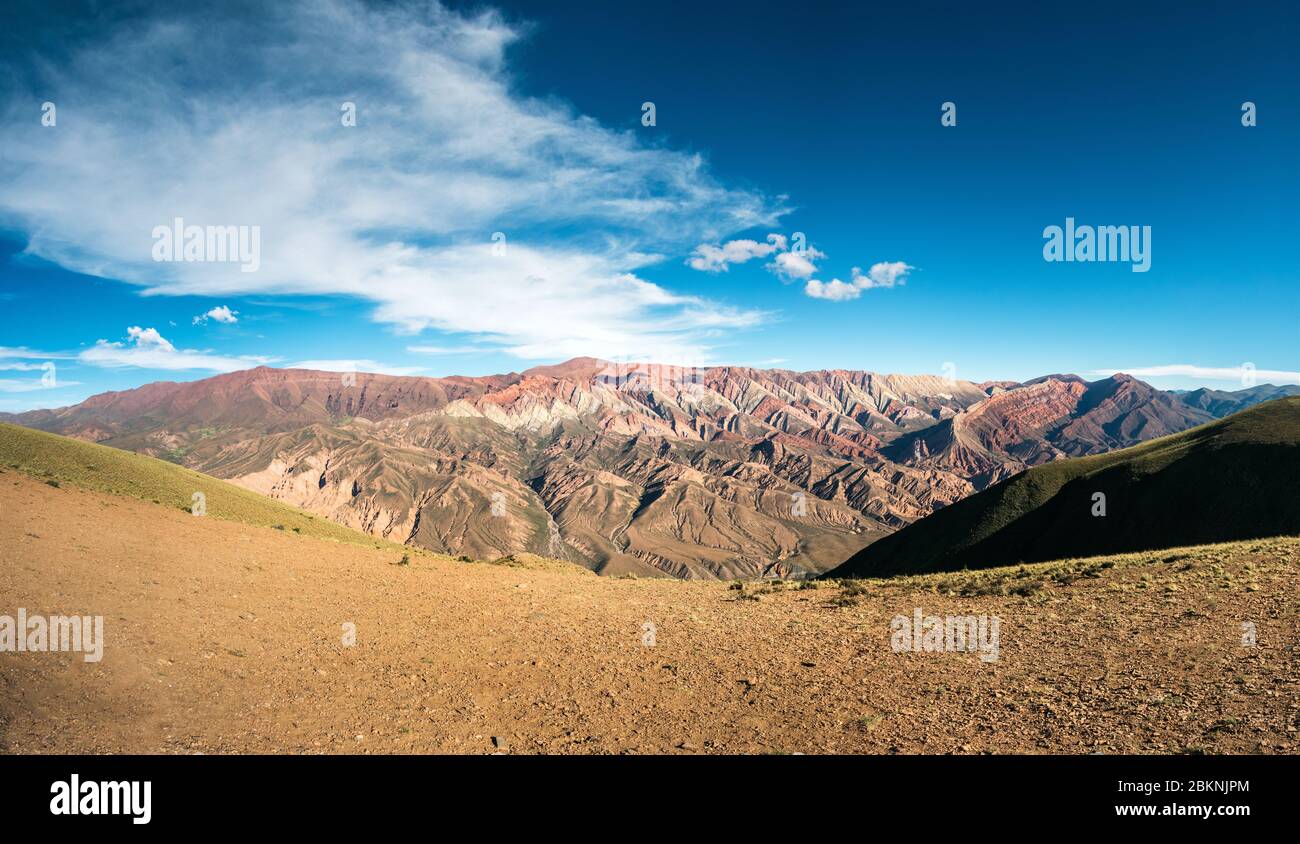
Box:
[0,422,392,550]
[832,537,1300,600]
[483,553,594,574]
[829,579,872,606]
[835,397,1300,577]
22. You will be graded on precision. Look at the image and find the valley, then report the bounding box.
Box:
[7,359,1290,580]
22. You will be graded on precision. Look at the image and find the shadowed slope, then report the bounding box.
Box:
[0,362,1262,578]
[829,397,1300,577]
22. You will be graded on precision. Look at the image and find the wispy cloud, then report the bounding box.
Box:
[0,378,80,393]
[687,234,787,272]
[79,327,273,372]
[1093,364,1300,386]
[0,0,782,362]
[0,346,74,360]
[288,359,424,376]
[0,396,82,412]
[406,344,489,356]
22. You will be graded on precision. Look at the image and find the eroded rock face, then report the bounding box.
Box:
[5,360,1227,578]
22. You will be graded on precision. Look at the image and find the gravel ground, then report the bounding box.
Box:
[2,471,1296,754]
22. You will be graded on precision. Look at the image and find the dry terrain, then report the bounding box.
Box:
[11,362,1285,579]
[2,470,1296,754]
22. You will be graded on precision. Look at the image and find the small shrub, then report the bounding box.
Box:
[829,579,871,606]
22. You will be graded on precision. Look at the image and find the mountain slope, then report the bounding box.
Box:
[829,397,1300,577]
[4,467,1296,754]
[0,422,384,548]
[1180,384,1300,417]
[2,362,1273,579]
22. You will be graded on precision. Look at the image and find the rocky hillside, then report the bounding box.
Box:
[830,397,1300,577]
[2,359,1261,578]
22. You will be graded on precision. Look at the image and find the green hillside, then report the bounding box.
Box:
[0,422,390,548]
[828,396,1300,578]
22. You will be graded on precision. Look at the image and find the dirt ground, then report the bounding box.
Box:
[1,470,1296,754]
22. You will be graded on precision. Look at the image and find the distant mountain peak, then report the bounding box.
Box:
[5,362,1275,580]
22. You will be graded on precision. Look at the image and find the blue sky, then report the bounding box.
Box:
[1,0,1297,410]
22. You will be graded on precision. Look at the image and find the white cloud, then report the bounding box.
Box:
[193,305,239,325]
[855,261,912,289]
[803,278,863,301]
[79,327,272,372]
[767,248,824,281]
[804,262,913,301]
[1093,364,1300,385]
[686,231,907,298]
[406,345,487,355]
[0,0,782,362]
[125,326,173,351]
[686,234,839,283]
[289,360,425,376]
[687,234,787,272]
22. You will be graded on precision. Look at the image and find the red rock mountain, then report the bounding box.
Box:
[6,359,1228,578]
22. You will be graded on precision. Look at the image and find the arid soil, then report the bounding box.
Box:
[1,471,1296,754]
[10,361,1252,580]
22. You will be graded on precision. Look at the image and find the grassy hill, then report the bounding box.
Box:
[828,396,1300,578]
[0,422,389,548]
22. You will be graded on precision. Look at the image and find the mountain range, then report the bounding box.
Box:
[6,358,1295,578]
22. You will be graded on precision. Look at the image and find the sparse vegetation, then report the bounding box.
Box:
[2,459,1296,756]
[823,536,1299,605]
[835,397,1300,577]
[0,422,394,549]
[829,578,871,606]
